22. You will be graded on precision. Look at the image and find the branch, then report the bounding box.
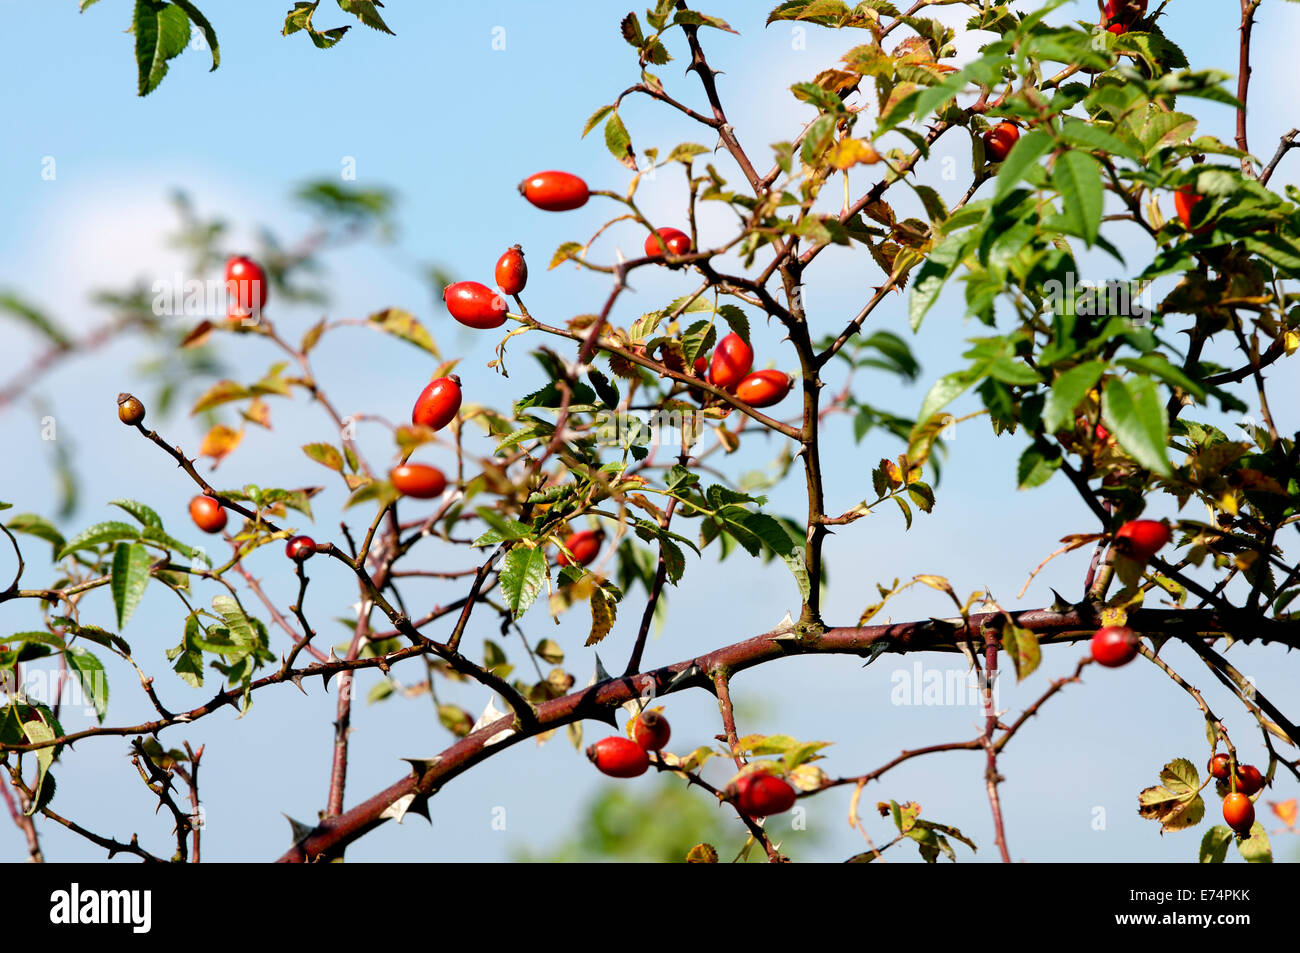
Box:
[275,605,1291,861]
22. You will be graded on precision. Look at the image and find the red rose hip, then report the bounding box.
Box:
[225,255,268,318]
[390,463,448,499]
[495,245,527,296]
[982,122,1020,163]
[1090,625,1140,667]
[707,332,754,391]
[1233,764,1264,796]
[444,281,507,329]
[518,171,590,212]
[412,376,462,432]
[557,529,604,567]
[631,710,671,752]
[1208,753,1231,781]
[735,369,793,408]
[644,227,691,258]
[1115,519,1170,562]
[587,736,650,778]
[1174,186,1209,234]
[1222,792,1255,835]
[285,535,316,562]
[735,773,797,817]
[189,495,227,534]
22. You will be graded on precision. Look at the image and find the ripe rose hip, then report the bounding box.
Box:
[390,463,448,499]
[1115,519,1171,562]
[225,255,268,318]
[735,773,797,817]
[644,227,692,258]
[1208,753,1231,781]
[495,245,527,296]
[631,710,671,752]
[708,332,754,391]
[1233,764,1264,797]
[557,529,604,567]
[1222,792,1255,835]
[412,375,462,432]
[982,122,1020,163]
[1102,0,1146,31]
[1174,186,1209,234]
[518,170,590,211]
[586,736,650,778]
[444,281,508,329]
[285,535,316,562]
[1090,625,1139,667]
[735,369,793,408]
[189,495,227,534]
[117,393,145,426]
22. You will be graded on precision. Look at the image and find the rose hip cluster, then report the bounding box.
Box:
[172,259,461,561]
[587,709,798,819]
[1088,519,1170,668]
[1208,753,1266,836]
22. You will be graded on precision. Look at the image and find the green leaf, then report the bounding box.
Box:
[109,498,163,529]
[1199,825,1233,864]
[1116,354,1205,401]
[111,542,151,629]
[604,112,636,170]
[1001,623,1041,680]
[681,319,717,368]
[500,547,547,617]
[133,0,192,96]
[66,648,109,723]
[56,521,140,560]
[21,720,56,814]
[1053,150,1103,246]
[211,595,259,656]
[337,0,394,33]
[0,291,70,349]
[917,370,976,425]
[303,442,345,473]
[172,0,220,71]
[1042,361,1105,434]
[1102,377,1171,476]
[993,130,1053,201]
[909,231,965,330]
[1059,117,1138,161]
[5,513,65,555]
[283,1,350,48]
[1017,443,1061,489]
[1236,822,1272,863]
[368,308,438,356]
[582,104,614,138]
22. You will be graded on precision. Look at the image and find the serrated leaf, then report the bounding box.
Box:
[133,0,191,96]
[66,648,109,722]
[500,547,547,617]
[586,586,617,646]
[302,442,345,473]
[111,542,151,629]
[1042,361,1106,434]
[368,308,438,356]
[1053,150,1104,247]
[1102,377,1171,476]
[604,112,636,170]
[56,521,140,560]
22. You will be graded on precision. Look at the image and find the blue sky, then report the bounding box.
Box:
[1,0,1298,862]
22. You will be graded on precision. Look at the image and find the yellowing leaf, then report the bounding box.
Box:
[198,425,243,466]
[830,137,881,170]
